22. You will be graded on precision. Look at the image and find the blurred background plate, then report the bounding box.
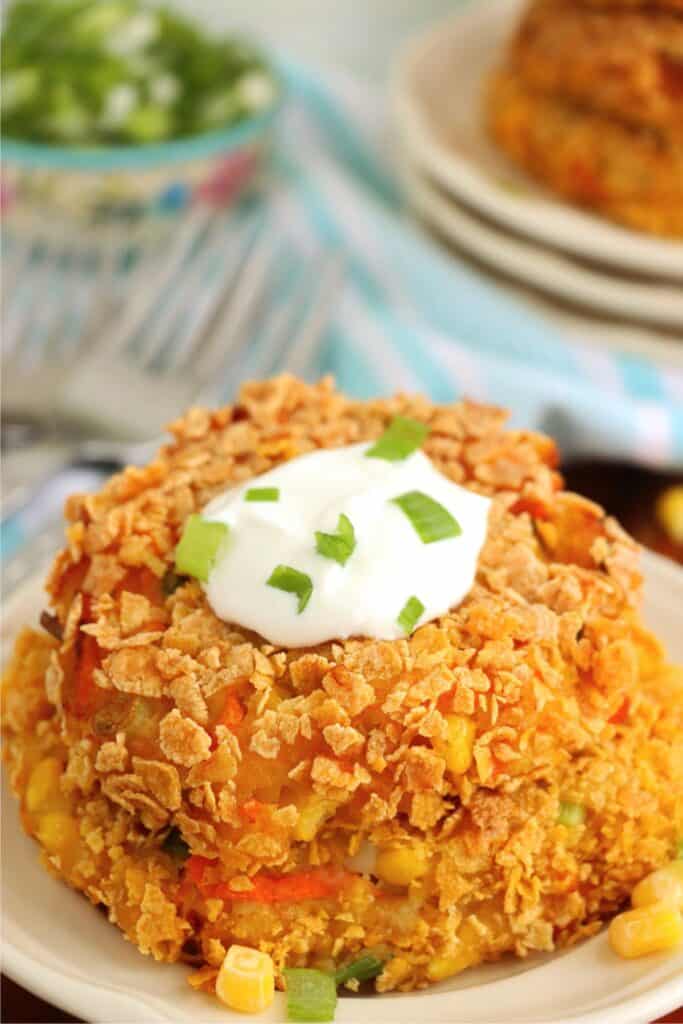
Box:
[398,156,683,331]
[392,0,683,282]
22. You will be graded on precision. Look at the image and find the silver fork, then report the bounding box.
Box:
[3,205,240,433]
[2,238,345,583]
[3,208,344,439]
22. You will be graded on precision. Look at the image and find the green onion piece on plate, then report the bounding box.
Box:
[397,596,425,635]
[558,801,586,827]
[315,513,356,566]
[174,514,228,582]
[391,491,461,544]
[267,565,313,613]
[161,826,190,862]
[245,487,279,502]
[365,416,429,462]
[283,968,337,1023]
[676,839,683,860]
[334,953,385,987]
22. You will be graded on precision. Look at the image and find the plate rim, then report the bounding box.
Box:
[397,155,683,330]
[391,0,683,282]
[3,550,683,1024]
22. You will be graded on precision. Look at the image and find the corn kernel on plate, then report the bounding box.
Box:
[2,549,682,1023]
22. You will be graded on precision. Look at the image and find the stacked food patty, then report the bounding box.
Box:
[487,0,683,236]
[2,376,682,999]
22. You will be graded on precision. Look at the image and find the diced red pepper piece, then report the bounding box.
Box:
[510,496,550,520]
[72,634,100,717]
[118,567,164,606]
[185,855,215,885]
[240,799,265,822]
[217,693,244,731]
[609,698,630,725]
[70,595,101,718]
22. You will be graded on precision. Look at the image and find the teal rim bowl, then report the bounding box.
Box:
[1,66,285,173]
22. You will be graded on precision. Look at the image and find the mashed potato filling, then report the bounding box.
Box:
[200,442,491,647]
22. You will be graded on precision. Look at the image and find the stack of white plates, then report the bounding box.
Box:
[391,0,683,342]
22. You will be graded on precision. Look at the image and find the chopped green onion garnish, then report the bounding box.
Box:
[366,416,429,462]
[391,491,461,544]
[334,953,385,987]
[283,968,337,1023]
[174,515,228,583]
[315,513,356,566]
[397,596,425,635]
[245,487,279,502]
[558,801,586,827]
[161,827,190,862]
[675,839,683,860]
[267,565,313,613]
[1,0,278,147]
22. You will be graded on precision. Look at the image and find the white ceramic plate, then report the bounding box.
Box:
[392,0,683,282]
[3,554,683,1024]
[398,156,683,330]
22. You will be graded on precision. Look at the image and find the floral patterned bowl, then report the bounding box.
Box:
[1,76,283,232]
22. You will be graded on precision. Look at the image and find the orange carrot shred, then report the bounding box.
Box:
[609,698,630,725]
[241,799,265,822]
[217,693,244,731]
[510,496,550,520]
[72,634,100,717]
[185,858,350,904]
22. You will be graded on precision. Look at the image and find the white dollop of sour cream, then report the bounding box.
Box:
[202,443,490,648]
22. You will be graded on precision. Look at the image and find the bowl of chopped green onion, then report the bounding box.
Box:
[1,0,283,225]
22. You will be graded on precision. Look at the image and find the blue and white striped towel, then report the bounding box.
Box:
[271,63,683,468]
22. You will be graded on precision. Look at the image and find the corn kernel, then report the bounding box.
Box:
[293,795,336,842]
[443,715,476,775]
[557,800,586,827]
[427,918,485,981]
[656,486,683,544]
[431,918,485,981]
[609,902,683,959]
[632,861,683,911]
[382,956,412,987]
[26,757,63,813]
[375,842,428,887]
[36,812,79,856]
[216,945,275,1014]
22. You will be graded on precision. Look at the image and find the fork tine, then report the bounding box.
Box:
[238,265,309,381]
[2,232,38,307]
[2,244,59,361]
[146,238,236,371]
[84,204,214,365]
[134,214,248,372]
[196,247,343,408]
[281,250,345,378]
[68,224,136,362]
[189,226,277,385]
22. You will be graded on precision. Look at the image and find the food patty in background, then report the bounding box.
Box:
[504,0,683,137]
[2,376,682,1006]
[487,0,683,237]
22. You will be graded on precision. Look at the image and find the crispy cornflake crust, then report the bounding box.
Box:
[487,68,683,238]
[507,0,683,138]
[3,376,682,998]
